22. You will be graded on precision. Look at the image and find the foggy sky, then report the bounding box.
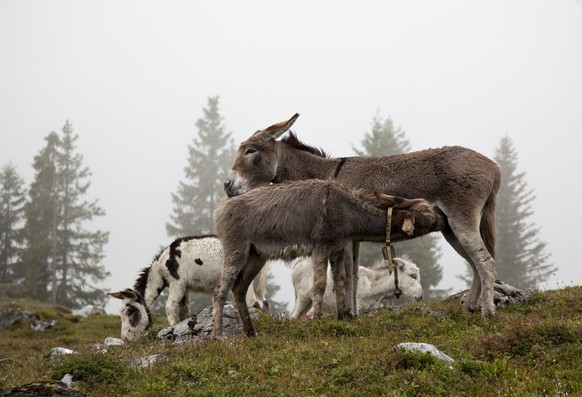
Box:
[1,1,581,313]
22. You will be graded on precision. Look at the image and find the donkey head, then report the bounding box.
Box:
[392,256,424,301]
[224,113,299,197]
[107,289,152,341]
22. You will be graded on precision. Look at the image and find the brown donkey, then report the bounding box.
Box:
[224,114,501,317]
[213,179,445,336]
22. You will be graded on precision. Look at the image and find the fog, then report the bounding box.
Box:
[1,1,581,314]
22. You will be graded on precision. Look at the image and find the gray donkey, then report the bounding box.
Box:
[213,179,445,336]
[223,114,501,317]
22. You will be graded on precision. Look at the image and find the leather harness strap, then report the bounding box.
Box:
[333,159,402,299]
[382,206,402,299]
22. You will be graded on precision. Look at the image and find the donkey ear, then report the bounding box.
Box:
[401,216,415,236]
[263,113,299,140]
[394,258,405,269]
[107,289,138,301]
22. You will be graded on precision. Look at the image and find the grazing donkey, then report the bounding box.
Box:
[223,114,501,317]
[108,235,269,341]
[213,179,445,336]
[289,254,423,319]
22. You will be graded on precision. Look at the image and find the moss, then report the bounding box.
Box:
[50,355,127,386]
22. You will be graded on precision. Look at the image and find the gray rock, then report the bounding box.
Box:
[0,308,35,329]
[414,306,447,318]
[129,354,166,368]
[48,347,77,358]
[91,336,124,353]
[448,280,531,308]
[0,358,13,366]
[0,380,87,397]
[60,374,73,388]
[0,308,57,331]
[30,318,57,331]
[104,336,124,346]
[91,343,108,353]
[394,342,455,362]
[157,302,262,343]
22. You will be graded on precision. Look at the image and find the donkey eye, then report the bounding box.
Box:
[410,273,418,279]
[244,147,257,155]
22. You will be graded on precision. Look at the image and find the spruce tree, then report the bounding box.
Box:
[0,163,27,284]
[52,121,110,307]
[22,132,60,301]
[493,135,555,289]
[352,112,446,299]
[22,122,110,307]
[352,111,411,157]
[167,96,235,237]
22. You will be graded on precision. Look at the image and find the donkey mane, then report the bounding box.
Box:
[281,132,328,158]
[133,267,150,297]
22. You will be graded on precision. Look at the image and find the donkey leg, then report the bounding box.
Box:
[289,294,313,320]
[441,226,481,312]
[212,244,249,336]
[310,251,329,320]
[341,242,357,317]
[166,284,186,325]
[351,241,360,315]
[330,250,351,320]
[178,294,189,321]
[232,256,266,337]
[445,218,496,317]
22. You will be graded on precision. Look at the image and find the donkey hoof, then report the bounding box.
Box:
[481,305,496,318]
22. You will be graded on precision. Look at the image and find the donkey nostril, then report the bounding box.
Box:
[224,180,233,190]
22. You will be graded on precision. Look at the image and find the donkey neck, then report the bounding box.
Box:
[273,144,341,182]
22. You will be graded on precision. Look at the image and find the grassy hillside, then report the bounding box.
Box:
[1,287,581,396]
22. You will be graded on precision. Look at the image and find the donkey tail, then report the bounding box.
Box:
[480,170,501,259]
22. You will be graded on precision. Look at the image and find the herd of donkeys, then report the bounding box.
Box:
[109,113,502,340]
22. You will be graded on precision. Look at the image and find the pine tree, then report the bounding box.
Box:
[167,96,235,237]
[492,135,555,289]
[352,112,447,299]
[0,163,27,284]
[22,122,110,307]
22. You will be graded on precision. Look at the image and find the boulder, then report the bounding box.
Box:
[448,280,531,308]
[157,302,263,343]
[394,342,455,362]
[0,380,87,397]
[0,308,57,331]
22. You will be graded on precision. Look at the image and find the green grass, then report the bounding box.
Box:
[1,288,581,396]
